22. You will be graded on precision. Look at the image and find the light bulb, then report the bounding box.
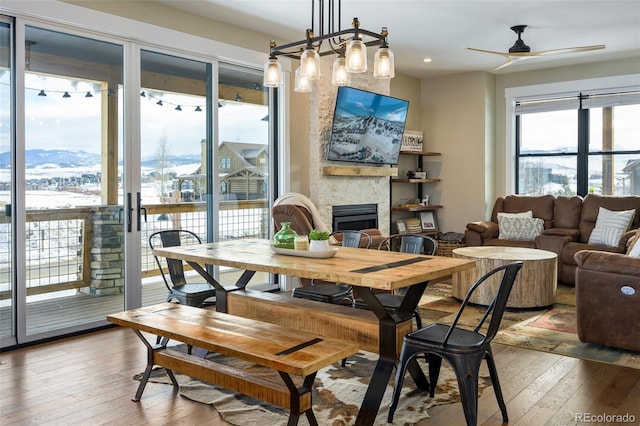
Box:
[374,47,395,78]
[294,66,312,92]
[332,56,351,86]
[300,48,321,80]
[263,57,283,87]
[345,39,367,73]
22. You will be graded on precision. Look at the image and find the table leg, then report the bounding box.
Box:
[354,282,429,425]
[186,261,255,313]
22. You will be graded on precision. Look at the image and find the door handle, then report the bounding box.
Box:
[136,192,147,231]
[126,192,133,233]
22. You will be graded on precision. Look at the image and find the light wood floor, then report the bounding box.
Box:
[1,328,638,425]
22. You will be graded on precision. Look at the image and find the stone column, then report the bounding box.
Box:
[308,56,392,236]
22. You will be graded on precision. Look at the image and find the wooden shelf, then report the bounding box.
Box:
[391,178,441,183]
[322,166,398,177]
[392,205,443,212]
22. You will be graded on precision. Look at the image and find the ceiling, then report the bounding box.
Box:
[155,0,640,79]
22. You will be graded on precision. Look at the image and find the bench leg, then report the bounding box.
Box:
[279,371,318,426]
[131,329,172,402]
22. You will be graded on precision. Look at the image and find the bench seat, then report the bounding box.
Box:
[107,303,359,425]
[226,289,413,354]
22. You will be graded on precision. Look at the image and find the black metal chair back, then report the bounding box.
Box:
[149,229,202,290]
[331,230,371,249]
[378,233,437,255]
[387,261,524,426]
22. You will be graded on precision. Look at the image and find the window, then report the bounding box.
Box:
[220,157,231,169]
[515,90,640,196]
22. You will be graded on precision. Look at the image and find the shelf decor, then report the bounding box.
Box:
[401,130,424,152]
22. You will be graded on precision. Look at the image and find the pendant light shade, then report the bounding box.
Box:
[263,57,283,87]
[345,38,367,73]
[294,66,312,92]
[263,4,394,93]
[300,48,321,80]
[331,56,351,86]
[373,47,395,78]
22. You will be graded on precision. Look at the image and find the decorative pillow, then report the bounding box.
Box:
[498,216,544,241]
[497,211,533,219]
[629,239,640,258]
[627,229,640,257]
[588,207,636,247]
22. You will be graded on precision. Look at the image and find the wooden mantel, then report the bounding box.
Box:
[322,165,398,177]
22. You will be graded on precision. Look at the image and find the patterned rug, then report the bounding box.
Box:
[419,282,640,369]
[136,348,491,426]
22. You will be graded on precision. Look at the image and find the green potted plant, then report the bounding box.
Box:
[308,229,330,251]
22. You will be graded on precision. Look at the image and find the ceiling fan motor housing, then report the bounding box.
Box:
[509,25,531,53]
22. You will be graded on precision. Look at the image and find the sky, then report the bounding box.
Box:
[0,72,269,160]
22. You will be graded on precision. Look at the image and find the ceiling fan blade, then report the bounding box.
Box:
[527,45,606,56]
[466,47,510,58]
[492,56,529,71]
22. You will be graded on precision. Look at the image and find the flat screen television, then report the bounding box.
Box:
[326,86,409,165]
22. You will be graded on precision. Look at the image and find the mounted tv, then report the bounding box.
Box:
[326,86,409,165]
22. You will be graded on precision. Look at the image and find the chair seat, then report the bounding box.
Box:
[292,284,351,304]
[172,283,217,295]
[169,283,217,306]
[407,324,486,349]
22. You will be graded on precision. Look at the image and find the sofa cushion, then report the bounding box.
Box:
[498,216,544,241]
[497,211,533,218]
[627,228,640,256]
[492,195,555,229]
[579,194,640,243]
[553,196,582,228]
[587,207,635,247]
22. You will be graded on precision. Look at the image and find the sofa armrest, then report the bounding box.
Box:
[574,250,640,277]
[466,221,499,239]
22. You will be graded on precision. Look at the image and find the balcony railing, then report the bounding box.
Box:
[0,199,269,300]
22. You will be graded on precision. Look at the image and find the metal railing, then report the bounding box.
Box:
[0,199,269,299]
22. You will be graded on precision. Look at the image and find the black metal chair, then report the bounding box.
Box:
[352,233,437,328]
[387,262,524,426]
[149,229,217,307]
[292,230,370,304]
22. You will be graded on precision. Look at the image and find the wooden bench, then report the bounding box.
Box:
[107,303,359,426]
[225,289,413,354]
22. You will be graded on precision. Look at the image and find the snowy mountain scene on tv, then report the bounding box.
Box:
[326,87,409,165]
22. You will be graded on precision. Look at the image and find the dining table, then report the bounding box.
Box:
[152,237,475,425]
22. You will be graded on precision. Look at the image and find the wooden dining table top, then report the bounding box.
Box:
[152,238,475,291]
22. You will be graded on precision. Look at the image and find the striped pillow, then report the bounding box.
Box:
[588,207,636,247]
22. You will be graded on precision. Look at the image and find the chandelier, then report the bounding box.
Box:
[263,0,395,92]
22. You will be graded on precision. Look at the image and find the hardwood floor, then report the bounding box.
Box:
[1,328,638,425]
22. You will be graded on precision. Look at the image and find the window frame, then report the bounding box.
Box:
[505,75,640,196]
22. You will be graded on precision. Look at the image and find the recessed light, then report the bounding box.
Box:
[423,58,432,63]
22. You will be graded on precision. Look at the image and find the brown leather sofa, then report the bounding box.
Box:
[465,194,640,285]
[574,249,640,352]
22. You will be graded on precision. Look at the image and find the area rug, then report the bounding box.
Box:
[419,282,640,370]
[135,348,491,426]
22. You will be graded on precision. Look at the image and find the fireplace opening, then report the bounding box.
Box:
[332,204,378,231]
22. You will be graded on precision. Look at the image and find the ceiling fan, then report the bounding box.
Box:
[467,25,605,71]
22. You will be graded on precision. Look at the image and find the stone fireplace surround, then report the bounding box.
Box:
[307,57,392,236]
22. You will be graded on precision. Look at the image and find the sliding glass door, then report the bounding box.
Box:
[0,19,13,343]
[20,25,125,338]
[139,49,210,305]
[1,13,276,346]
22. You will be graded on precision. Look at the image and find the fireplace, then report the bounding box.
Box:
[332,204,378,231]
